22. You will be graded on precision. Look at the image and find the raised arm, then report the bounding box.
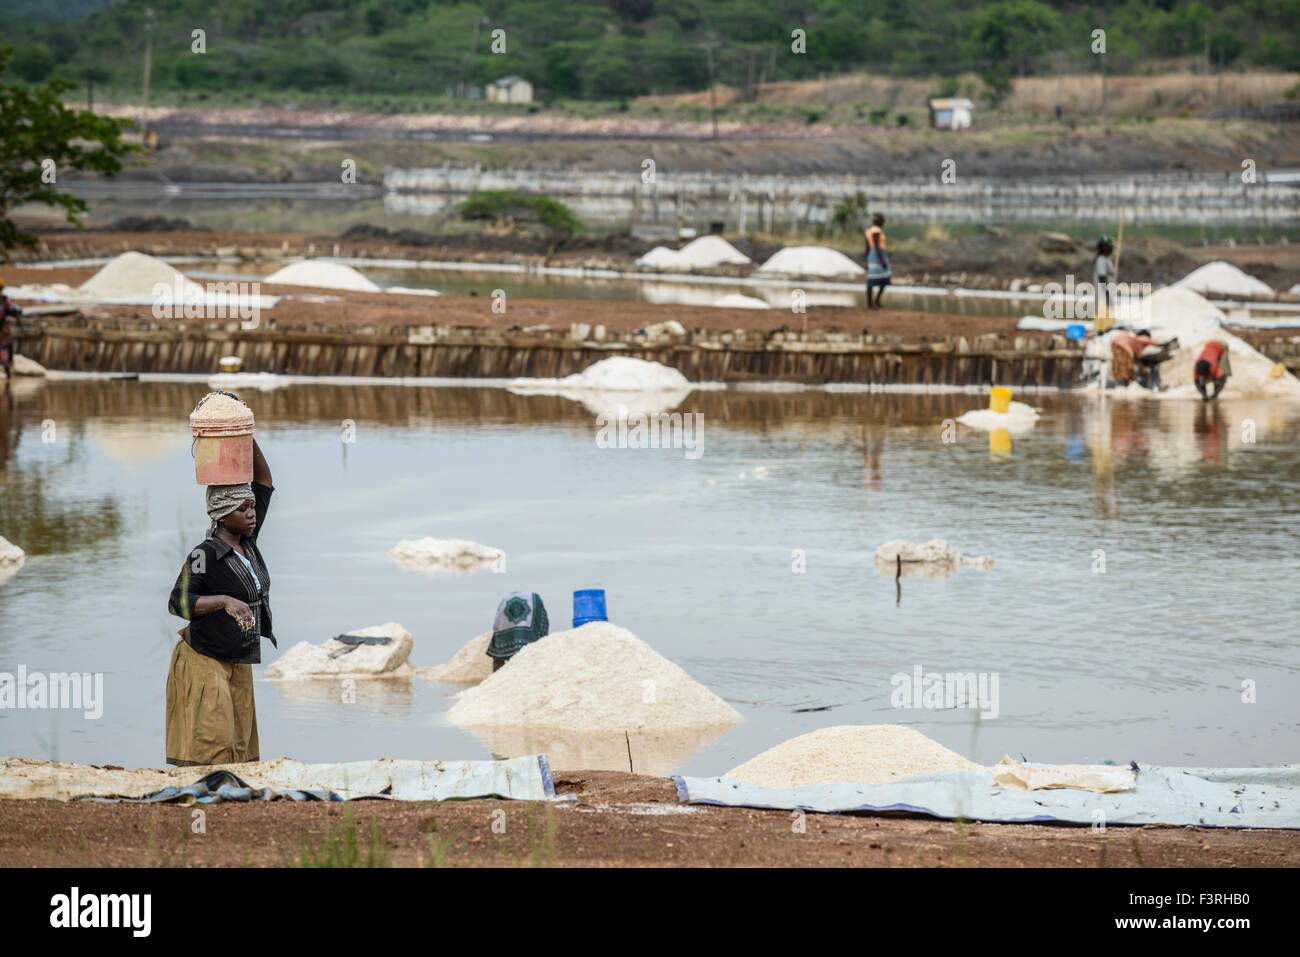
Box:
[252,437,272,487]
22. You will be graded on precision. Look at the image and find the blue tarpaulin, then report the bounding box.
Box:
[674,764,1300,829]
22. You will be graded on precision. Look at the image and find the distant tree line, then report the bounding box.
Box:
[3,0,1296,103]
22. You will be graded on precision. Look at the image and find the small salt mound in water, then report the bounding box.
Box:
[757,246,865,278]
[873,539,994,580]
[956,401,1039,433]
[11,355,46,376]
[448,622,741,733]
[514,356,692,393]
[388,538,503,574]
[266,623,414,680]
[264,259,381,292]
[420,632,493,683]
[726,725,984,788]
[77,251,207,303]
[0,537,25,587]
[1174,261,1273,298]
[712,293,771,309]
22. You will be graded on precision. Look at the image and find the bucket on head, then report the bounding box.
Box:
[989,386,1012,414]
[190,392,255,485]
[572,588,608,628]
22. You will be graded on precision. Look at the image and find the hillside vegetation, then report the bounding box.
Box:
[2,0,1297,111]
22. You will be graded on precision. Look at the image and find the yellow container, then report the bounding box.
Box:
[989,429,1012,457]
[989,387,1012,414]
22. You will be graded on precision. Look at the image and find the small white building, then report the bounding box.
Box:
[928,97,974,130]
[487,75,533,104]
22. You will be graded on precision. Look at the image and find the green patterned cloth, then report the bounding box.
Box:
[486,592,549,659]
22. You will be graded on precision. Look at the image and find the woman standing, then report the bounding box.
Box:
[864,214,891,309]
[165,438,275,766]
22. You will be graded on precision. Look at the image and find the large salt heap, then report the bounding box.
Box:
[1173,261,1273,298]
[264,259,382,292]
[77,251,208,303]
[757,246,865,278]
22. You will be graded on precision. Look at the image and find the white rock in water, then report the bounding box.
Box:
[388,537,504,574]
[266,622,414,680]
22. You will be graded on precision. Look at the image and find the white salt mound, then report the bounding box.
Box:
[264,259,381,292]
[1174,261,1273,298]
[675,235,751,267]
[726,725,984,789]
[383,286,441,296]
[266,622,413,680]
[712,293,772,309]
[758,246,865,278]
[421,632,493,683]
[1133,287,1300,399]
[10,354,46,376]
[0,536,26,586]
[551,356,692,392]
[873,539,994,578]
[388,538,503,574]
[448,622,740,733]
[636,246,687,269]
[77,251,207,303]
[956,400,1040,433]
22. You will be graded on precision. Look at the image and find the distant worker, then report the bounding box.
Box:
[0,279,24,379]
[486,591,549,672]
[1193,341,1231,401]
[1092,237,1116,321]
[1110,329,1178,391]
[864,213,890,309]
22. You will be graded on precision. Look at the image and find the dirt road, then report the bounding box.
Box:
[1,771,1293,867]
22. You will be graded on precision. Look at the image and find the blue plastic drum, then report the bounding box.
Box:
[572,589,608,628]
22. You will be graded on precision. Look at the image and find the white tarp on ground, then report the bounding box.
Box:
[0,754,555,802]
[675,764,1300,828]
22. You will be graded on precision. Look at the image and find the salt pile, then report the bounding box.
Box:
[266,623,414,680]
[712,293,771,309]
[873,539,995,580]
[757,246,865,278]
[1173,261,1273,298]
[1124,287,1300,399]
[388,538,503,574]
[77,251,207,303]
[420,632,493,683]
[726,725,984,789]
[448,621,741,734]
[10,355,46,376]
[507,356,696,413]
[956,401,1040,433]
[264,259,381,292]
[635,236,750,269]
[0,537,25,586]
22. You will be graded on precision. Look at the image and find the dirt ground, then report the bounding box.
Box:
[1,771,1293,868]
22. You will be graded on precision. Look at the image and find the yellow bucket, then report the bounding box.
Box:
[989,429,1012,456]
[989,387,1012,414]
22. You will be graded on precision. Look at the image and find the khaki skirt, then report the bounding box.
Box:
[165,638,259,767]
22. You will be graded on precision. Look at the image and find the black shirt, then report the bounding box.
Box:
[168,482,276,664]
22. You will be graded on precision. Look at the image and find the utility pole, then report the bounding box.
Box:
[1100,46,1108,135]
[697,41,720,139]
[463,17,487,99]
[141,7,153,137]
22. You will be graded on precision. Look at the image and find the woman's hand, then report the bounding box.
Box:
[222,597,256,632]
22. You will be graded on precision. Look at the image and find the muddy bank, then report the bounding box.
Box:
[1,770,1294,867]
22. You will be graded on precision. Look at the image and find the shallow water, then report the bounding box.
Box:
[1,379,1298,775]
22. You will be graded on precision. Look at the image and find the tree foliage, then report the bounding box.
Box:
[458,190,583,236]
[0,47,141,258]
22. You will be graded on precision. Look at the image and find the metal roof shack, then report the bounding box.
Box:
[928,98,974,130]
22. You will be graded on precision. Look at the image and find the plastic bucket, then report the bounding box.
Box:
[572,589,608,628]
[1066,323,1086,341]
[989,429,1012,457]
[194,433,254,484]
[989,386,1012,414]
[191,392,255,485]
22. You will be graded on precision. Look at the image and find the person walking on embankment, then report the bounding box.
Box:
[165,439,276,766]
[864,213,891,309]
